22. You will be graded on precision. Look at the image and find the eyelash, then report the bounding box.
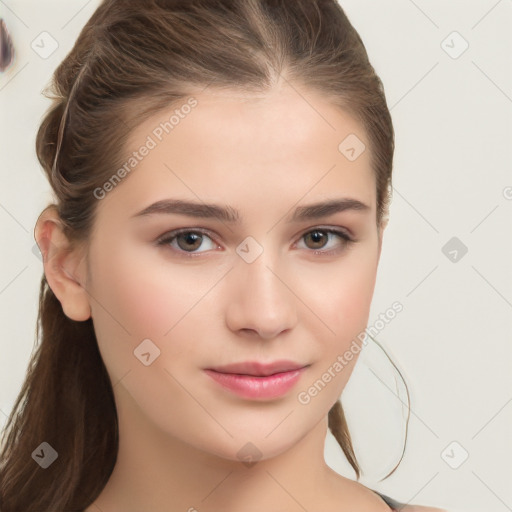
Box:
[155,226,355,258]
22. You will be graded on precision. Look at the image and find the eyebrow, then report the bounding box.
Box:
[131,197,370,223]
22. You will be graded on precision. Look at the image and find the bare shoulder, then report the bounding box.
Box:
[401,505,448,512]
[323,470,447,512]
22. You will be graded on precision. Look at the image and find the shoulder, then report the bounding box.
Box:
[401,505,448,512]
[324,472,447,512]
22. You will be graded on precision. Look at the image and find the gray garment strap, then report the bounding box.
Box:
[374,490,405,510]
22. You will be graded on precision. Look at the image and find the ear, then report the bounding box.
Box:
[34,206,92,321]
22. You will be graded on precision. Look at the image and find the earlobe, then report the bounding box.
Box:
[34,206,92,322]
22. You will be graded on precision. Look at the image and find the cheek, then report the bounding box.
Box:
[336,271,376,329]
[89,237,196,337]
[299,250,379,336]
[86,239,183,381]
[88,241,221,375]
[297,259,377,405]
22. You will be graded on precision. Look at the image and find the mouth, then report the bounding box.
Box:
[205,360,308,377]
[204,360,310,400]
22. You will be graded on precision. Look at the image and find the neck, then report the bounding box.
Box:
[89,384,351,512]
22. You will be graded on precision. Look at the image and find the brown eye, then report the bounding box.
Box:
[298,228,353,254]
[157,229,217,255]
[304,230,329,250]
[175,232,203,251]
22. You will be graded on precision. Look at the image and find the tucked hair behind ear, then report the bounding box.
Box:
[0,1,397,510]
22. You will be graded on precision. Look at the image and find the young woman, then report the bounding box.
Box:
[0,1,446,510]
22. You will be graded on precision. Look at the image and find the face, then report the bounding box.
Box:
[80,83,384,461]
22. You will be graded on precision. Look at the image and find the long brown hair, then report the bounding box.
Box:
[0,1,401,510]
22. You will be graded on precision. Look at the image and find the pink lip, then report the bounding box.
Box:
[206,360,306,377]
[204,360,308,400]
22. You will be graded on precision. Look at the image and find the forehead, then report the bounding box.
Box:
[99,83,375,220]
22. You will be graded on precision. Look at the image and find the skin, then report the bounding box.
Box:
[35,81,443,512]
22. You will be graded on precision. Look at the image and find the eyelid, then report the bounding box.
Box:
[155,225,355,255]
[299,224,354,240]
[156,225,353,241]
[155,227,219,249]
[293,225,354,255]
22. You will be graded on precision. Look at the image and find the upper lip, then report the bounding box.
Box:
[206,360,308,377]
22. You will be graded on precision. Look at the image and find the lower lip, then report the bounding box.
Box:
[204,367,307,400]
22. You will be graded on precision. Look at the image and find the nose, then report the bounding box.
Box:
[224,247,298,340]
